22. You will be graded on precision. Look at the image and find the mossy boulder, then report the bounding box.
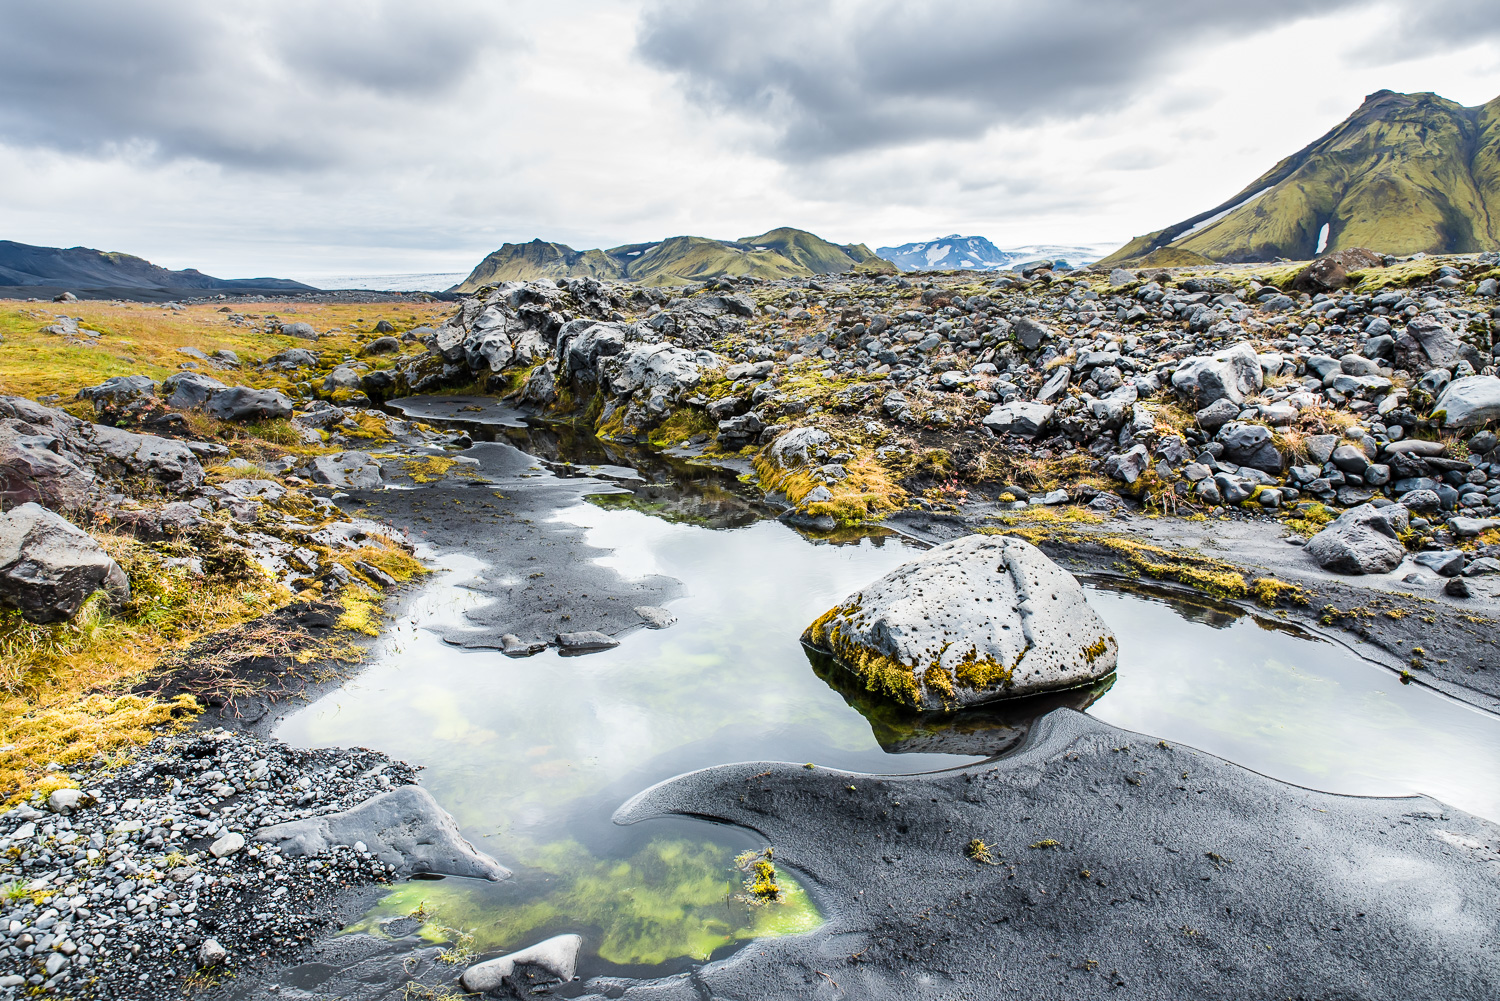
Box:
[801,535,1117,711]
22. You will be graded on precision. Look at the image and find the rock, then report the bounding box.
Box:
[1108,268,1134,286]
[46,788,83,814]
[982,401,1053,439]
[206,387,293,422]
[373,319,396,333]
[1107,444,1150,484]
[1304,503,1409,575]
[280,321,319,339]
[209,832,245,858]
[1304,434,1340,465]
[635,605,676,629]
[1171,342,1263,407]
[1432,375,1500,427]
[1413,550,1465,577]
[54,291,78,302]
[1035,365,1071,404]
[1288,248,1384,293]
[557,630,619,653]
[1383,439,1446,457]
[77,375,157,408]
[459,934,584,993]
[1448,516,1500,537]
[359,336,401,356]
[500,634,548,657]
[0,503,130,622]
[802,534,1117,711]
[1012,317,1053,350]
[0,423,96,510]
[1217,422,1282,475]
[1195,398,1241,433]
[256,785,508,880]
[264,348,318,370]
[1397,315,1460,369]
[1445,576,1471,598]
[197,938,228,968]
[161,372,229,409]
[1329,444,1369,475]
[309,451,383,490]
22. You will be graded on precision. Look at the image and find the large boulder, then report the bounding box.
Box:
[255,785,507,880]
[801,534,1117,711]
[0,503,130,622]
[982,401,1053,439]
[1012,317,1053,350]
[766,427,832,468]
[0,423,95,511]
[1171,342,1263,408]
[607,343,722,398]
[1287,248,1383,293]
[88,425,204,489]
[206,387,293,422]
[1304,503,1409,575]
[162,371,229,409]
[1432,375,1500,427]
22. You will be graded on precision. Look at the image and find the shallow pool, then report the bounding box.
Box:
[280,469,1500,977]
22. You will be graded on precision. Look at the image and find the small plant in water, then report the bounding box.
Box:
[734,848,783,905]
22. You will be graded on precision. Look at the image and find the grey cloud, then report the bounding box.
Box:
[1353,0,1500,67]
[0,1,513,169]
[637,0,1362,162]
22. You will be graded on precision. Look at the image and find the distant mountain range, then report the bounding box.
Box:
[451,227,893,291]
[876,235,1103,272]
[1100,89,1500,267]
[0,240,316,299]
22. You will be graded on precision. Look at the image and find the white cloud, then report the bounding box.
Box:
[0,0,1493,279]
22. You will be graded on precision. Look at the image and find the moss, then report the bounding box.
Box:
[1250,577,1308,607]
[336,584,383,636]
[402,455,460,483]
[754,449,905,528]
[735,848,783,905]
[950,644,1013,693]
[647,407,716,449]
[803,606,922,707]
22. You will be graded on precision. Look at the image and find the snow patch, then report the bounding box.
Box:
[1179,187,1274,240]
[1316,223,1330,254]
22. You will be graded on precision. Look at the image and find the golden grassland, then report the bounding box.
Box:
[0,299,449,401]
[0,298,441,804]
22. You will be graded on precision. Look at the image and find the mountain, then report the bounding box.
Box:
[451,228,893,291]
[876,235,1103,272]
[1099,90,1500,267]
[0,240,316,297]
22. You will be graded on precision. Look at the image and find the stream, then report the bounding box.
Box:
[276,410,1500,982]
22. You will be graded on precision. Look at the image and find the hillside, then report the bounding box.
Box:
[1099,90,1500,266]
[0,240,316,297]
[452,228,892,291]
[877,235,1102,272]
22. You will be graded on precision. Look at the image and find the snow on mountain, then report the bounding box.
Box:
[875,235,1107,273]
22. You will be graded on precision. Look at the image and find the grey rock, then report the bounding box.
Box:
[77,375,157,408]
[1450,516,1500,537]
[1329,444,1369,475]
[1432,375,1500,427]
[197,938,228,968]
[209,832,245,857]
[1109,444,1149,484]
[256,785,508,880]
[1445,576,1471,598]
[264,348,318,370]
[1304,503,1409,575]
[0,423,95,510]
[1304,434,1340,464]
[557,630,619,652]
[206,387,293,422]
[361,337,401,355]
[1012,317,1053,350]
[1216,422,1282,475]
[982,401,1053,439]
[280,321,319,339]
[1398,314,1460,368]
[802,535,1116,710]
[500,634,548,657]
[161,372,229,409]
[309,452,382,490]
[1108,268,1134,286]
[1171,342,1263,407]
[1383,439,1446,457]
[1413,550,1465,577]
[460,933,583,993]
[635,605,677,629]
[0,503,130,623]
[1035,365,1070,404]
[1194,398,1241,433]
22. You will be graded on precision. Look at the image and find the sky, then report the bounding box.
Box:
[1,0,1497,282]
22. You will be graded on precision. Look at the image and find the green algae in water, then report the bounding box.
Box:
[346,838,821,966]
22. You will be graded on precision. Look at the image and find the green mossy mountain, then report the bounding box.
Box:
[1099,90,1500,267]
[452,227,892,291]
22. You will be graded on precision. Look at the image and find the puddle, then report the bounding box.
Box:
[279,414,1500,979]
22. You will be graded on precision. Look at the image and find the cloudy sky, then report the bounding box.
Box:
[2,0,1497,281]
